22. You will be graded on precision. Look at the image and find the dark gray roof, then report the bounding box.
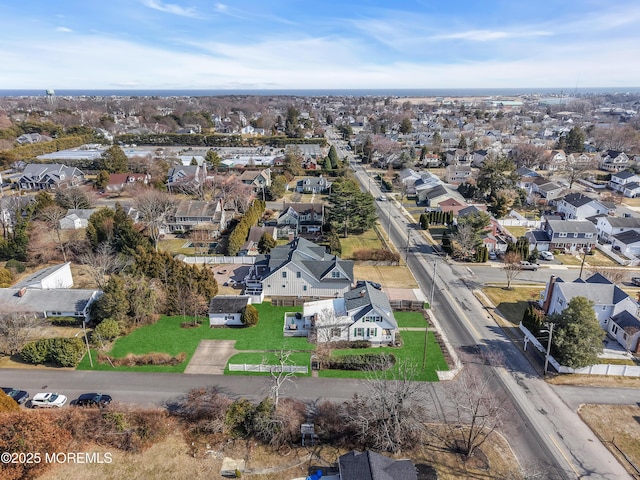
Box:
[208,295,250,314]
[526,230,551,242]
[611,311,640,331]
[560,193,594,208]
[457,205,482,218]
[339,450,418,480]
[424,185,448,198]
[623,182,640,190]
[515,166,540,177]
[612,170,636,179]
[612,230,640,245]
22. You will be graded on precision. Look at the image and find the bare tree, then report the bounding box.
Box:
[313,307,349,344]
[266,350,297,408]
[38,205,68,262]
[343,361,427,453]
[502,251,523,290]
[439,359,505,458]
[79,242,129,290]
[0,311,44,356]
[563,155,596,188]
[452,223,477,260]
[593,125,639,152]
[55,186,94,209]
[586,267,626,284]
[134,188,176,251]
[512,144,546,168]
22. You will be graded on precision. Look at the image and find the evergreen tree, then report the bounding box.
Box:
[399,118,412,134]
[257,232,277,254]
[100,145,129,173]
[94,274,130,323]
[328,145,340,169]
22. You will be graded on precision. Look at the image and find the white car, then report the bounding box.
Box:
[540,251,554,261]
[31,392,67,408]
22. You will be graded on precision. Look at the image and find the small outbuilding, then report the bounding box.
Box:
[208,295,252,327]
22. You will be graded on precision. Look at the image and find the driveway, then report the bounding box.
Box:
[184,340,237,375]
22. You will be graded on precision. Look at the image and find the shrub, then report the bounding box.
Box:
[5,259,25,273]
[0,390,20,413]
[351,249,400,264]
[98,352,186,367]
[240,304,259,327]
[49,337,85,367]
[20,339,51,364]
[94,318,121,340]
[225,398,255,437]
[0,267,13,287]
[51,316,80,326]
[325,353,395,371]
[330,340,371,349]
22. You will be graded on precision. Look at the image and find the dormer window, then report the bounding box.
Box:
[331,271,340,278]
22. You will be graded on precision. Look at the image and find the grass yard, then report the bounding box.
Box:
[353,265,419,288]
[77,303,311,372]
[482,286,544,324]
[224,351,312,376]
[318,331,447,381]
[557,250,619,267]
[579,404,640,478]
[340,230,384,258]
[504,226,528,238]
[158,238,194,255]
[395,310,430,328]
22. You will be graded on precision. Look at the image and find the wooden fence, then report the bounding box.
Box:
[228,363,308,374]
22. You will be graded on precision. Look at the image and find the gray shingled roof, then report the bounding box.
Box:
[208,295,250,314]
[339,450,418,480]
[602,217,640,228]
[344,282,396,327]
[547,219,597,234]
[560,193,594,208]
[612,230,640,245]
[611,311,640,331]
[0,289,98,314]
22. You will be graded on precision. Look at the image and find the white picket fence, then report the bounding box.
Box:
[181,256,256,265]
[519,323,640,377]
[228,363,308,374]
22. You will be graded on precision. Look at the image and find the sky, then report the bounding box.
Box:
[1,0,640,90]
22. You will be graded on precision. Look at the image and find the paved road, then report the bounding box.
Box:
[345,153,632,479]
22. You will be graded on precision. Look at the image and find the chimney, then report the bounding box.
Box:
[17,287,27,297]
[360,289,366,297]
[541,275,556,314]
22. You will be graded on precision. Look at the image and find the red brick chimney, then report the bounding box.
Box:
[541,275,556,314]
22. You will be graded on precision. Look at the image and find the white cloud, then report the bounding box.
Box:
[432,29,552,42]
[215,3,227,12]
[140,0,198,18]
[55,27,72,33]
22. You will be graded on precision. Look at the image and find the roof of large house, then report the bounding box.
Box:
[612,170,637,180]
[20,163,83,182]
[600,216,640,228]
[612,230,640,245]
[259,237,353,283]
[611,311,640,332]
[554,273,628,306]
[13,263,71,289]
[338,450,418,480]
[280,202,323,215]
[174,200,219,218]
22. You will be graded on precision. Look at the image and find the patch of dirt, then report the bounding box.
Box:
[547,373,640,389]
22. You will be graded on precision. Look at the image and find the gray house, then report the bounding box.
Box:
[208,295,251,326]
[338,450,418,480]
[244,237,353,298]
[18,164,84,191]
[295,176,332,194]
[276,202,324,238]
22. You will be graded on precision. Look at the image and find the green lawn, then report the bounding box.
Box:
[482,286,544,325]
[318,331,446,381]
[77,303,311,372]
[77,304,448,380]
[395,311,429,328]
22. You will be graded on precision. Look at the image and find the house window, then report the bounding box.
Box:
[368,328,377,337]
[330,327,341,337]
[355,328,364,337]
[296,271,301,278]
[558,298,563,305]
[558,232,567,238]
[282,271,287,278]
[623,333,628,341]
[303,285,307,291]
[331,271,340,278]
[585,233,593,238]
[612,324,619,335]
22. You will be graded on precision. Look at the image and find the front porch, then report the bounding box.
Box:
[284,312,312,337]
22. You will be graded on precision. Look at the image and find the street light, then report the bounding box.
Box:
[540,321,554,376]
[76,322,93,368]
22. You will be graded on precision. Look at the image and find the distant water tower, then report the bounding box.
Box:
[46,89,56,106]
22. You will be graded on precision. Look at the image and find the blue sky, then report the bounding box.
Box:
[1,0,639,89]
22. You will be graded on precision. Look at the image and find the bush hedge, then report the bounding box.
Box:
[20,337,85,367]
[324,353,395,371]
[50,316,80,326]
[98,352,186,367]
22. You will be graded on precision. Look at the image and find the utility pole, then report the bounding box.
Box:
[542,321,554,376]
[405,226,411,260]
[578,247,588,279]
[386,200,392,241]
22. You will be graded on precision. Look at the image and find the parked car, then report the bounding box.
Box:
[75,393,112,407]
[488,251,497,260]
[1,387,29,405]
[539,251,554,261]
[30,392,67,408]
[377,195,387,201]
[356,280,382,290]
[519,261,539,271]
[631,277,640,287]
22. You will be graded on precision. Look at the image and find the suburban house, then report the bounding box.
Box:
[436,198,468,216]
[276,202,324,239]
[293,281,398,344]
[239,168,272,192]
[285,143,323,159]
[208,295,252,327]
[59,208,97,230]
[337,450,418,480]
[167,164,206,192]
[244,237,354,298]
[239,226,277,256]
[611,230,640,257]
[599,150,630,172]
[105,173,151,192]
[526,219,597,252]
[417,184,452,206]
[0,263,101,321]
[609,170,640,197]
[540,149,566,171]
[596,216,640,242]
[295,176,332,194]
[555,193,608,220]
[164,199,226,236]
[445,165,474,185]
[18,164,85,191]
[444,149,470,165]
[539,274,640,353]
[529,178,565,202]
[420,153,440,167]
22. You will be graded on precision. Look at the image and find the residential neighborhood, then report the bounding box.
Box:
[0,89,639,480]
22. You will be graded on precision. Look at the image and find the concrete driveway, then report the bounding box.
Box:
[184,340,237,375]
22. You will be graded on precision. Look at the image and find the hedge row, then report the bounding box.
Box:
[324,353,396,371]
[97,352,186,367]
[20,337,85,367]
[114,133,326,148]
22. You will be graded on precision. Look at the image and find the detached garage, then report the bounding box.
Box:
[208,295,252,327]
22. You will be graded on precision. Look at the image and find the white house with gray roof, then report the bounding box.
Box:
[556,193,608,220]
[596,216,640,242]
[244,237,353,298]
[540,273,640,352]
[18,164,84,191]
[296,281,398,344]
